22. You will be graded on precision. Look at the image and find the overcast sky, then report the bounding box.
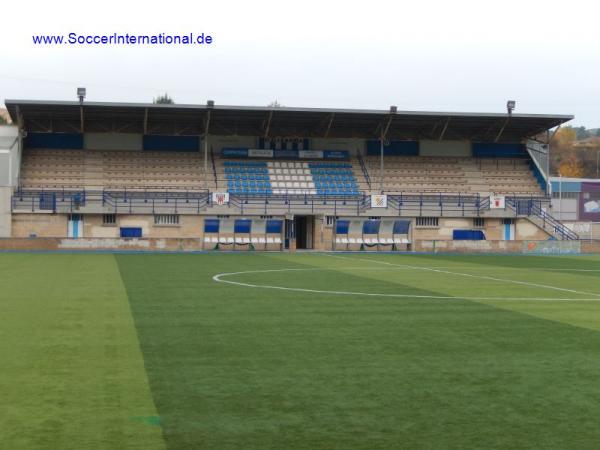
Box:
[1,0,598,127]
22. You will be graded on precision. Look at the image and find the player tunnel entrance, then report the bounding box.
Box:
[287,215,314,250]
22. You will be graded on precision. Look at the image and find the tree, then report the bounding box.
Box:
[153,93,174,104]
[596,128,600,137]
[550,127,580,177]
[0,116,7,125]
[575,126,589,140]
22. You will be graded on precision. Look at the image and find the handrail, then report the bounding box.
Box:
[505,197,578,240]
[357,154,372,189]
[210,147,218,188]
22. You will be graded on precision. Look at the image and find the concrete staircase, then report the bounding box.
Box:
[83,151,104,189]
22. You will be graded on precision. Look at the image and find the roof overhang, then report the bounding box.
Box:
[5,99,573,142]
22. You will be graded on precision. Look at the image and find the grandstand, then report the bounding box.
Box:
[0,99,578,251]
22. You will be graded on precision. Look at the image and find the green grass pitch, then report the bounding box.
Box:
[3,252,600,449]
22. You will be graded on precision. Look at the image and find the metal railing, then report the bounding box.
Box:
[505,196,578,240]
[357,154,372,189]
[385,193,488,217]
[102,190,210,214]
[229,193,368,215]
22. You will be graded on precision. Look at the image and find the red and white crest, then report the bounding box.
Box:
[212,192,230,206]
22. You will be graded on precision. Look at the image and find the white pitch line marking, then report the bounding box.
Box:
[320,253,600,298]
[212,267,600,302]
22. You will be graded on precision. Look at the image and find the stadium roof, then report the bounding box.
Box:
[5,99,573,142]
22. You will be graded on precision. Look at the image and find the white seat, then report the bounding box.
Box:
[340,237,349,244]
[393,237,402,244]
[211,236,219,243]
[226,237,234,243]
[274,237,282,244]
[258,237,266,244]
[348,238,357,244]
[251,237,259,244]
[266,237,274,244]
[204,236,211,243]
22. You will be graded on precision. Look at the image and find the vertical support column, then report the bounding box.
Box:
[204,133,209,190]
[203,108,212,191]
[379,138,384,193]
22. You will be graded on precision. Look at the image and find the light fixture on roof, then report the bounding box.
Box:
[507,100,516,115]
[77,87,86,104]
[207,100,215,108]
[390,105,397,113]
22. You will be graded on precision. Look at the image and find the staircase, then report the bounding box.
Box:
[83,151,104,189]
[505,197,578,240]
[460,160,488,193]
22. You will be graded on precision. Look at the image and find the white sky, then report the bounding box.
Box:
[1,0,598,127]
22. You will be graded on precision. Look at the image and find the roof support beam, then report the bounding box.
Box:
[379,115,394,142]
[549,124,562,143]
[204,110,211,190]
[378,115,394,193]
[143,108,148,135]
[263,110,273,139]
[438,117,451,141]
[79,105,85,133]
[324,113,335,138]
[15,106,24,131]
[494,117,510,143]
[323,113,335,138]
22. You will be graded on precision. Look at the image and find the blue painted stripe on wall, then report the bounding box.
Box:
[25,132,84,149]
[366,140,419,156]
[472,143,526,158]
[550,181,582,193]
[143,135,200,152]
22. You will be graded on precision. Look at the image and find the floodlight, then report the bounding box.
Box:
[507,100,516,114]
[207,100,215,108]
[77,87,86,103]
[390,105,397,113]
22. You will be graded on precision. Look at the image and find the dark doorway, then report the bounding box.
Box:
[294,215,314,249]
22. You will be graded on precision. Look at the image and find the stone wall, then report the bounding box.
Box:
[0,237,595,254]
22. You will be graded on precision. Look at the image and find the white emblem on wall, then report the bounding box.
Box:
[212,192,230,205]
[371,194,388,208]
[490,195,506,209]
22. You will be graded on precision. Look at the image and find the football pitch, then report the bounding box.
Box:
[3,252,600,449]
